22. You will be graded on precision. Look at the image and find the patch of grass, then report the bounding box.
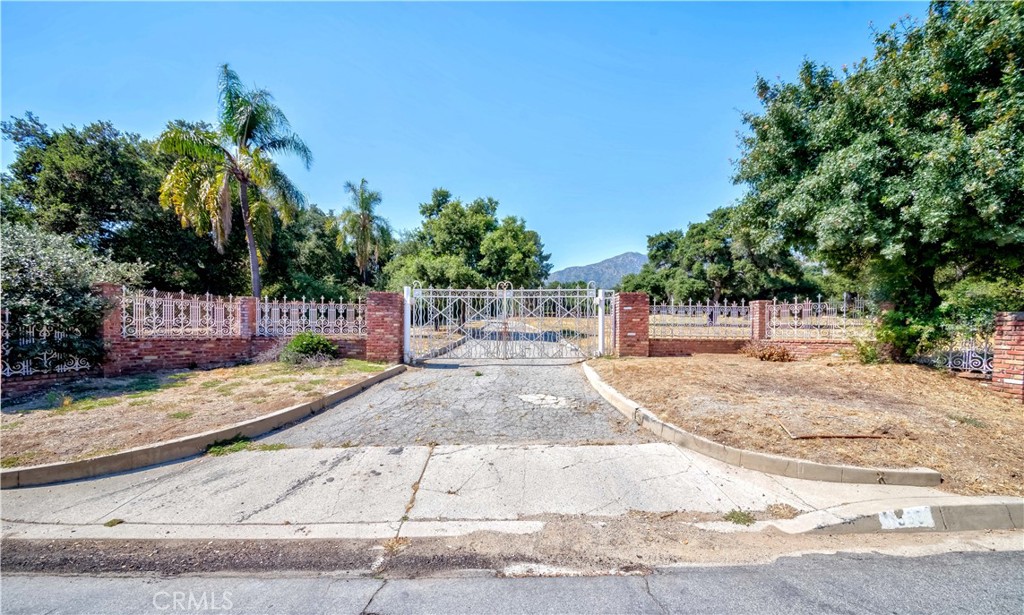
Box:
[103,518,124,527]
[125,375,162,392]
[128,399,154,407]
[293,383,316,392]
[330,360,385,375]
[125,391,154,399]
[206,435,251,456]
[250,443,289,452]
[263,377,298,386]
[723,509,756,526]
[1,453,36,468]
[168,411,193,420]
[167,373,191,382]
[474,371,483,377]
[200,381,221,389]
[205,436,288,455]
[948,414,986,428]
[308,378,327,385]
[1,420,23,430]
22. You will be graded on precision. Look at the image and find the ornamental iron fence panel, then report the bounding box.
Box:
[121,288,241,338]
[256,297,366,337]
[767,296,874,341]
[650,299,751,339]
[1,310,93,377]
[920,318,995,376]
[405,282,610,362]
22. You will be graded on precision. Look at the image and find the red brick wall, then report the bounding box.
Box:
[616,293,650,357]
[103,337,255,377]
[1,370,102,399]
[649,339,747,356]
[992,312,1024,403]
[365,292,404,363]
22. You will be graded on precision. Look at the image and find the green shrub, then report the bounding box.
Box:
[279,332,337,364]
[853,340,882,365]
[1,223,147,367]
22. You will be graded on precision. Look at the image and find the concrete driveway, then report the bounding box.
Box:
[262,360,653,447]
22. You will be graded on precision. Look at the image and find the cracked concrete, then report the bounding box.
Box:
[261,360,653,447]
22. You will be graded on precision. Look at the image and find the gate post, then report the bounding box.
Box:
[597,289,606,356]
[403,286,412,364]
[366,292,405,364]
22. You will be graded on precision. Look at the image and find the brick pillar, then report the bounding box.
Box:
[991,312,1024,404]
[750,300,770,341]
[92,283,124,377]
[615,292,649,357]
[239,297,258,337]
[366,292,404,363]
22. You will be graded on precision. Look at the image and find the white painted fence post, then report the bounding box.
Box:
[403,286,412,364]
[597,289,606,356]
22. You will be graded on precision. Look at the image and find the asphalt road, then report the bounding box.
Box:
[3,551,1021,615]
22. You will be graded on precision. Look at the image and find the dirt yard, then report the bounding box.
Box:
[0,360,386,467]
[590,355,1024,496]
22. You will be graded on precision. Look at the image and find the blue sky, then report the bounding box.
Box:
[2,1,927,271]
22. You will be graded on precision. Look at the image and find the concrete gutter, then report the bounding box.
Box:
[694,496,1024,535]
[582,362,942,487]
[0,364,407,489]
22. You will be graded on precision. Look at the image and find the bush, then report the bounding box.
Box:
[853,340,882,365]
[740,341,794,362]
[279,332,337,364]
[1,223,147,366]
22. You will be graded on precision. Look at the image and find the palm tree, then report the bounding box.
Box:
[337,179,392,285]
[157,64,312,297]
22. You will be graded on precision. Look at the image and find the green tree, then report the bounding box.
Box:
[734,1,1024,312]
[337,179,393,286]
[623,207,812,303]
[385,188,550,289]
[1,113,153,248]
[158,64,312,297]
[479,216,552,287]
[262,204,360,299]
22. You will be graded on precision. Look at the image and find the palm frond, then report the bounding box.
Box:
[218,64,246,142]
[158,124,226,163]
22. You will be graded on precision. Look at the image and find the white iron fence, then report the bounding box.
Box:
[767,296,874,341]
[256,297,366,337]
[1,310,93,377]
[649,300,752,339]
[921,319,995,376]
[121,288,242,338]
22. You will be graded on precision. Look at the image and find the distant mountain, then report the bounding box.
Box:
[546,252,648,289]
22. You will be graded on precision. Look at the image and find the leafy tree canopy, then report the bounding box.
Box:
[621,207,815,303]
[734,0,1024,312]
[386,188,551,289]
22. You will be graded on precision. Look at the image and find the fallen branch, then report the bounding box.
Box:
[774,416,898,440]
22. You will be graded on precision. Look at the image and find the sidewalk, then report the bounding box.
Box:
[3,442,1019,541]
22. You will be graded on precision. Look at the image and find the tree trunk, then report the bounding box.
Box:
[239,181,262,298]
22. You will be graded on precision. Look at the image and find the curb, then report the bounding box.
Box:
[582,362,942,487]
[694,497,1024,535]
[0,364,407,489]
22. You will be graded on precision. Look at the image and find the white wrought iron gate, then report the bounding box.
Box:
[404,282,612,362]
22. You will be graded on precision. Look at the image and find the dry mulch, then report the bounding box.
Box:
[590,355,1024,496]
[0,360,386,467]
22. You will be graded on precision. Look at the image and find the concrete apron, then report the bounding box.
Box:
[3,443,1018,541]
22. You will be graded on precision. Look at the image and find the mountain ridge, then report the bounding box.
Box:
[546,252,648,288]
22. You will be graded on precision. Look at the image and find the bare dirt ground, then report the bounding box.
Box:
[0,360,386,467]
[590,355,1024,497]
[3,523,1019,577]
